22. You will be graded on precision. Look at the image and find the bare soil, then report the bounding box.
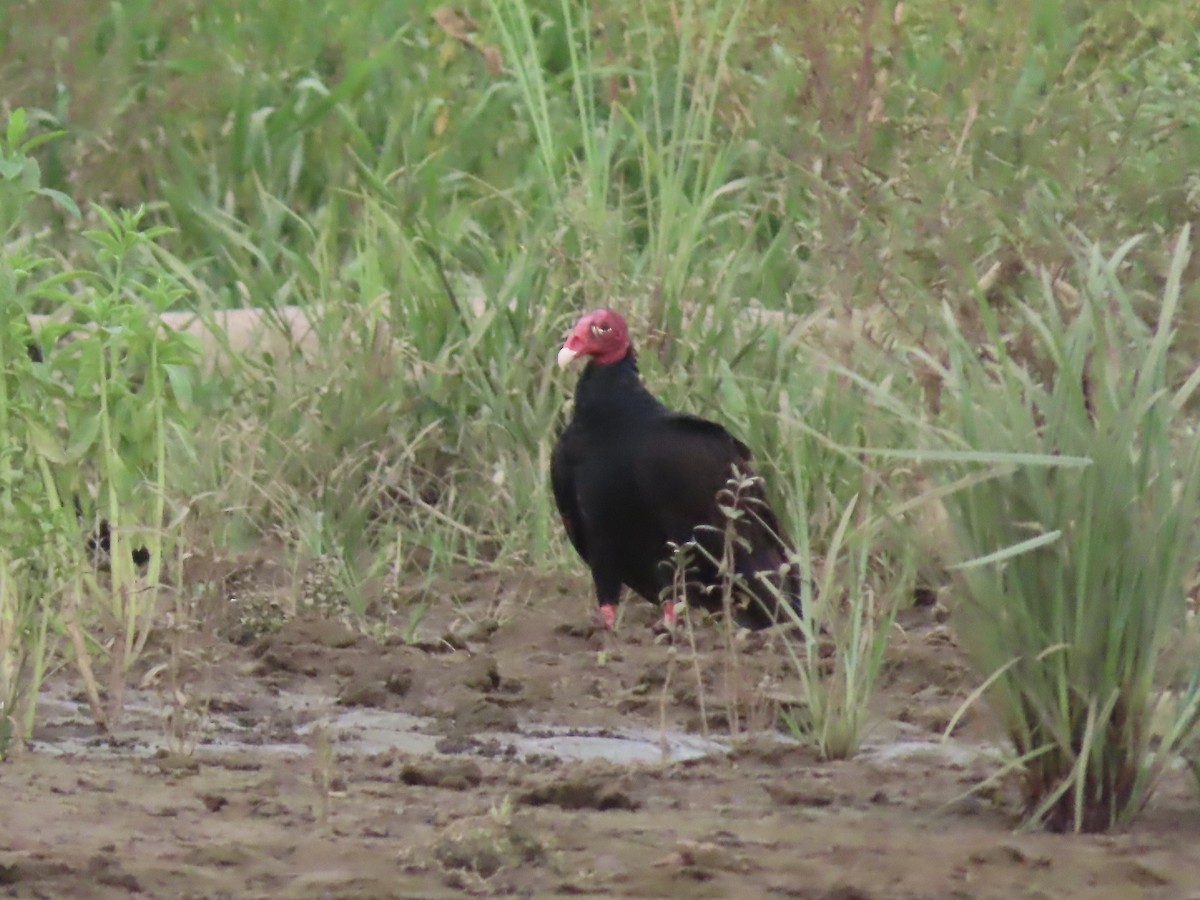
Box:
[4,567,1200,899]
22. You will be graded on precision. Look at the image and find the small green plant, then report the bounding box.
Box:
[778,493,909,761]
[934,228,1200,832]
[0,108,81,754]
[667,457,907,760]
[0,108,201,738]
[311,722,336,828]
[74,205,201,645]
[0,552,55,758]
[42,206,201,726]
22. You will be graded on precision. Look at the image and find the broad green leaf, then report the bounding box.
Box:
[65,414,102,463]
[163,364,195,408]
[24,422,68,465]
[35,188,81,219]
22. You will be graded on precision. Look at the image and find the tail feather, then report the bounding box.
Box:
[730,505,807,628]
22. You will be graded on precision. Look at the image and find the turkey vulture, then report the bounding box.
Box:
[551,308,804,631]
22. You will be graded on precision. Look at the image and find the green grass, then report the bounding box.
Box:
[1,110,201,743]
[932,229,1200,833]
[2,0,1200,828]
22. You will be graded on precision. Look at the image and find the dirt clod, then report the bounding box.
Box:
[447,697,519,734]
[94,863,142,893]
[554,621,597,639]
[520,773,640,811]
[284,618,360,649]
[462,655,501,692]
[253,649,317,677]
[762,782,837,807]
[184,843,255,867]
[386,668,414,695]
[201,793,229,812]
[154,753,201,775]
[338,675,390,707]
[823,886,874,900]
[400,759,484,791]
[657,839,749,873]
[455,619,500,644]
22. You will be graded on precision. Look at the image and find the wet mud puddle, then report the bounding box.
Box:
[27,682,734,764]
[27,682,1002,771]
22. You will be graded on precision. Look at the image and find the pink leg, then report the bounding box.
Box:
[661,600,678,629]
[597,604,617,631]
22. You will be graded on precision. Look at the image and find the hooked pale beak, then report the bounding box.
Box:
[557,346,580,368]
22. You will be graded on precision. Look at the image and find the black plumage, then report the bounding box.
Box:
[550,308,803,631]
[77,498,152,572]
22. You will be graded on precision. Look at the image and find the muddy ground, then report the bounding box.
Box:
[4,567,1200,899]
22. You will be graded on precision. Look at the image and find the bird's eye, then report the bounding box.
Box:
[590,323,611,337]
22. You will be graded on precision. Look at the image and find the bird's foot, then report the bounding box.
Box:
[595,604,617,631]
[651,600,683,643]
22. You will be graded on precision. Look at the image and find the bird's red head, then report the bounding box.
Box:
[557,308,631,368]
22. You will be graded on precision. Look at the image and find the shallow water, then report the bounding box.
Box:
[28,682,1002,769]
[28,682,733,763]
